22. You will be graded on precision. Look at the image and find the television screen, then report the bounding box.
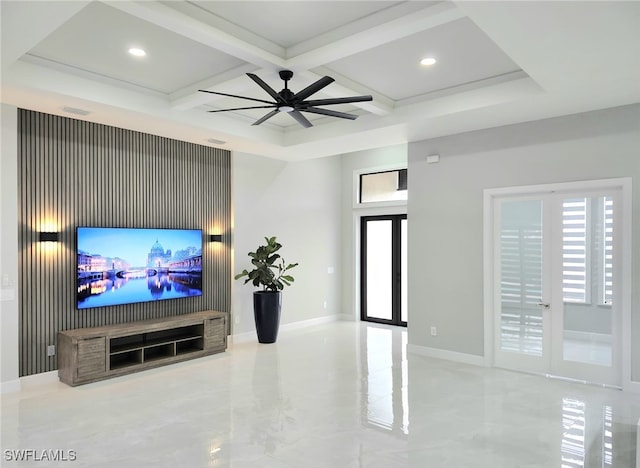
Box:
[77,227,203,309]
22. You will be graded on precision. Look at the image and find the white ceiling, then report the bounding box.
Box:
[1,1,639,161]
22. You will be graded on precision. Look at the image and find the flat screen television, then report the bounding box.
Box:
[76,227,203,310]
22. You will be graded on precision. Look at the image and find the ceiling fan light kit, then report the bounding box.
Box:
[199,70,373,128]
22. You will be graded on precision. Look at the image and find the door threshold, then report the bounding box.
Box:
[497,366,621,390]
[542,373,621,390]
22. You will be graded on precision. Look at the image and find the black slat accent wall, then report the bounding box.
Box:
[17,109,231,377]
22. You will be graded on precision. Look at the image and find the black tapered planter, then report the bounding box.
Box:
[253,291,282,343]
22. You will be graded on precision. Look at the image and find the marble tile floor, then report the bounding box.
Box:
[1,321,638,467]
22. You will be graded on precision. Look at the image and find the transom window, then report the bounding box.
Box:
[359,169,407,203]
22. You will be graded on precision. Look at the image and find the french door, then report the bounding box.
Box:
[361,215,407,326]
[492,186,622,386]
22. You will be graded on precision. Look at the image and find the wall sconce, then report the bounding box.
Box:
[39,232,59,242]
[209,234,222,243]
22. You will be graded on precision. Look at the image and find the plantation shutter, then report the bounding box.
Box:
[562,198,588,303]
[500,225,543,305]
[603,196,614,305]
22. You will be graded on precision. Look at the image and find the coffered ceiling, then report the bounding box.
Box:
[1,1,639,160]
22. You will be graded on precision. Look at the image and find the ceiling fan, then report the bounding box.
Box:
[199,70,373,128]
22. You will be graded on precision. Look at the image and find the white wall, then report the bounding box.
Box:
[339,144,408,320]
[0,104,20,391]
[407,104,640,381]
[232,152,343,336]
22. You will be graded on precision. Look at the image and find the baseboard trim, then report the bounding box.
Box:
[1,379,21,394]
[2,370,61,394]
[230,314,341,345]
[407,343,485,367]
[20,370,59,389]
[336,313,354,321]
[229,330,255,344]
[280,314,340,332]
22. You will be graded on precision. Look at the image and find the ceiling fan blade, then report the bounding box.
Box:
[303,95,373,106]
[252,109,279,126]
[289,110,313,128]
[247,73,284,103]
[293,76,335,102]
[208,105,276,113]
[198,89,274,105]
[301,107,358,120]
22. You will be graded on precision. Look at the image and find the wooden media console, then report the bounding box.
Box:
[58,311,226,386]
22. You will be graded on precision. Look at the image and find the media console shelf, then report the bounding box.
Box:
[58,311,226,386]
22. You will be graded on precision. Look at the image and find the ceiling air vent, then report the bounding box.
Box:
[62,106,91,116]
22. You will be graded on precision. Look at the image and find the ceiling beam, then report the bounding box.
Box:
[286,2,465,71]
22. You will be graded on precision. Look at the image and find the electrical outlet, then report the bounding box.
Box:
[47,345,56,356]
[430,326,437,336]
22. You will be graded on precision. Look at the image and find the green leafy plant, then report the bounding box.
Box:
[234,236,299,291]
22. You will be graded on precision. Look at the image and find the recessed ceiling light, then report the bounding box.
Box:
[128,47,146,57]
[420,57,437,66]
[207,138,226,145]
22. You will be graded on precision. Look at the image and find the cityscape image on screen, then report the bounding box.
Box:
[77,227,203,309]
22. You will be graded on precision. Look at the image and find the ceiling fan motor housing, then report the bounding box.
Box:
[280,89,294,101]
[279,70,294,82]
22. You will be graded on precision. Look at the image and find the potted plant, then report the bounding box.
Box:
[234,236,298,343]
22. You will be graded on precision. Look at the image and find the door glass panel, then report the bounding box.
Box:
[401,219,407,323]
[562,198,588,303]
[499,200,544,356]
[562,196,613,366]
[365,220,393,320]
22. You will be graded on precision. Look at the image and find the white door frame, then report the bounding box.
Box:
[483,178,634,391]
